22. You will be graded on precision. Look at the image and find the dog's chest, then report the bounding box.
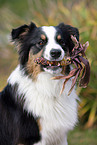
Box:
[8,68,78,144]
[21,72,78,134]
[22,72,72,117]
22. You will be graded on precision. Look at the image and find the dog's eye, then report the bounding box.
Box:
[38,40,46,46]
[59,39,65,46]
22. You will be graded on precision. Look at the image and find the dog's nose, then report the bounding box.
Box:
[50,49,61,59]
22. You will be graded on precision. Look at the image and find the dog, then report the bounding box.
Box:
[0,22,79,145]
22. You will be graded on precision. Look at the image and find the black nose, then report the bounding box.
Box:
[50,49,61,59]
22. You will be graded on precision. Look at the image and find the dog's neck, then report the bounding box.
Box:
[8,65,78,115]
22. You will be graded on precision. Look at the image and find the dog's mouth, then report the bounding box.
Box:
[34,57,71,67]
[34,57,62,72]
[43,63,62,71]
[35,57,61,67]
[34,57,71,73]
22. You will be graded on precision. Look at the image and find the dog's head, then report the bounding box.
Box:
[11,22,79,77]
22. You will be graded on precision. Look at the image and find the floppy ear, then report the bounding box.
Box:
[58,23,79,41]
[11,22,37,40]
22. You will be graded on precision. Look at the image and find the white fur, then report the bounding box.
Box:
[43,67,62,74]
[42,26,65,61]
[8,65,78,145]
[42,26,65,74]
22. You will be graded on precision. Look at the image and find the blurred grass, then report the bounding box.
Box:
[68,126,97,145]
[0,0,97,130]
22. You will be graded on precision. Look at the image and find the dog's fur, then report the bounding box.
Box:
[0,22,79,145]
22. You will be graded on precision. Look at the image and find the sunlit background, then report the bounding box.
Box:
[0,0,97,144]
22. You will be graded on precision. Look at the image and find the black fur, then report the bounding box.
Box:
[0,84,40,145]
[12,22,37,40]
[56,23,79,53]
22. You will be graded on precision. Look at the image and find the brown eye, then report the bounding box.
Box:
[59,39,65,46]
[38,40,46,45]
[39,41,43,45]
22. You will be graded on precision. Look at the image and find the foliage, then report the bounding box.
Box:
[68,127,97,145]
[0,0,97,128]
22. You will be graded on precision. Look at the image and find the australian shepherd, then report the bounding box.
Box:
[0,22,79,145]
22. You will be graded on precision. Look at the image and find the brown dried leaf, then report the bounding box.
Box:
[79,56,90,88]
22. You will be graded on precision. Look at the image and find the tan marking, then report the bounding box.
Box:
[41,34,46,40]
[26,49,43,80]
[37,119,42,131]
[57,35,61,40]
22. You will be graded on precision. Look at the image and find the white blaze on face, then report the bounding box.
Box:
[42,26,65,61]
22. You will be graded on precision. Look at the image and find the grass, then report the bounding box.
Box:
[68,126,97,145]
[0,46,18,91]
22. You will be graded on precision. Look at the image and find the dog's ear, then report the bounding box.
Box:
[11,22,37,40]
[58,23,79,41]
